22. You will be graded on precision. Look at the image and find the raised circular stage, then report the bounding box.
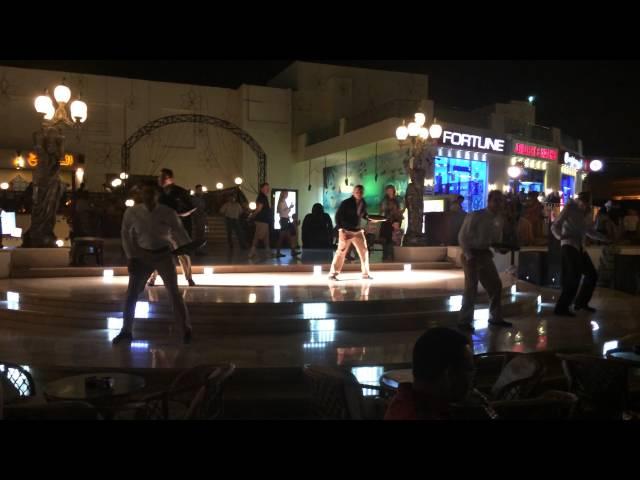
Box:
[0,269,536,336]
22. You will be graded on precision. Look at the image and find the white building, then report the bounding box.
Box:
[0,61,587,221]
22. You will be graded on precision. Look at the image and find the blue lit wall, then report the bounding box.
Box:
[434,156,488,211]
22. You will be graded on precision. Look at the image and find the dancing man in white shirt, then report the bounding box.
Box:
[112,180,193,345]
[457,190,512,333]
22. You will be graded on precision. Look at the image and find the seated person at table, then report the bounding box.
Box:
[385,328,474,420]
[302,203,334,249]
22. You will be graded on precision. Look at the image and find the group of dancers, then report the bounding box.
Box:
[111,171,605,345]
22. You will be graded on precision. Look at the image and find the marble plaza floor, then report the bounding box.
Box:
[0,267,638,371]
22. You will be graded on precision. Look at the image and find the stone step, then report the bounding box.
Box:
[0,293,537,334]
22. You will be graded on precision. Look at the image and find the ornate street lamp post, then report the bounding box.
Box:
[22,82,87,248]
[395,113,442,246]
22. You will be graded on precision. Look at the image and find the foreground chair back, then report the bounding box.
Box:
[303,365,383,420]
[133,364,236,420]
[491,390,578,420]
[491,354,545,401]
[557,354,629,419]
[0,362,36,402]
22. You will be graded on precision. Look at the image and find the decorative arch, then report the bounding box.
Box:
[121,114,266,186]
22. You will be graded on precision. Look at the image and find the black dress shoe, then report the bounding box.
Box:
[575,305,596,313]
[112,332,133,345]
[188,279,196,287]
[457,323,476,333]
[183,329,193,345]
[489,319,513,328]
[554,309,576,317]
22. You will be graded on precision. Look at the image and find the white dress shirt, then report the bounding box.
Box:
[121,203,191,259]
[277,200,291,219]
[551,200,607,250]
[458,209,503,259]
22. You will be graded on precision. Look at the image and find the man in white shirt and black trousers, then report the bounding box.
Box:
[551,191,609,316]
[112,180,193,345]
[457,190,513,333]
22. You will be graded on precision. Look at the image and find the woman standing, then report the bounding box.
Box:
[276,191,299,257]
[379,185,404,261]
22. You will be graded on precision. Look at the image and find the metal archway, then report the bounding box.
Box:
[121,114,266,186]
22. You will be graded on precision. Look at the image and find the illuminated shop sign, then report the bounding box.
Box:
[23,152,75,168]
[512,142,558,161]
[560,151,584,170]
[440,130,506,153]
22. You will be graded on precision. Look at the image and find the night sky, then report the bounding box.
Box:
[2,60,639,158]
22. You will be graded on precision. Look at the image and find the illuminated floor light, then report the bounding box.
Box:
[511,285,517,294]
[273,285,281,303]
[303,342,327,349]
[130,341,149,350]
[309,319,336,344]
[135,301,149,318]
[303,303,328,319]
[103,269,114,280]
[591,321,600,332]
[404,264,412,273]
[313,266,322,276]
[7,291,19,311]
[55,240,64,247]
[107,317,123,330]
[473,308,490,329]
[448,295,463,312]
[204,267,214,276]
[602,340,618,355]
[351,366,385,396]
[248,293,257,303]
[537,295,542,305]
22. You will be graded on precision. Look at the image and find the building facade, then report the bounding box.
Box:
[0,61,590,226]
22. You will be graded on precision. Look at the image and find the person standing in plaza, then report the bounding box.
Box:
[457,190,512,333]
[148,168,197,287]
[329,185,372,280]
[379,185,404,261]
[551,192,609,316]
[249,182,274,258]
[220,193,247,249]
[113,180,192,345]
[275,190,299,257]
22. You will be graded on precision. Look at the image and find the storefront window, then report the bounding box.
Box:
[561,174,575,200]
[434,156,487,211]
[509,169,545,194]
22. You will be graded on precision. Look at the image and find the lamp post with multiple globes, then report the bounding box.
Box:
[395,112,442,246]
[23,82,88,248]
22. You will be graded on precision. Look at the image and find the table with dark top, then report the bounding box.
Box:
[44,373,146,419]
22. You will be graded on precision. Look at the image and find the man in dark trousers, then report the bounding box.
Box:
[148,168,197,286]
[551,192,609,316]
[457,190,512,333]
[114,180,192,345]
[249,182,277,258]
[329,185,372,280]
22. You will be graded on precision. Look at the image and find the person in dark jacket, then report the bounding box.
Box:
[148,168,197,287]
[329,185,372,280]
[302,203,334,249]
